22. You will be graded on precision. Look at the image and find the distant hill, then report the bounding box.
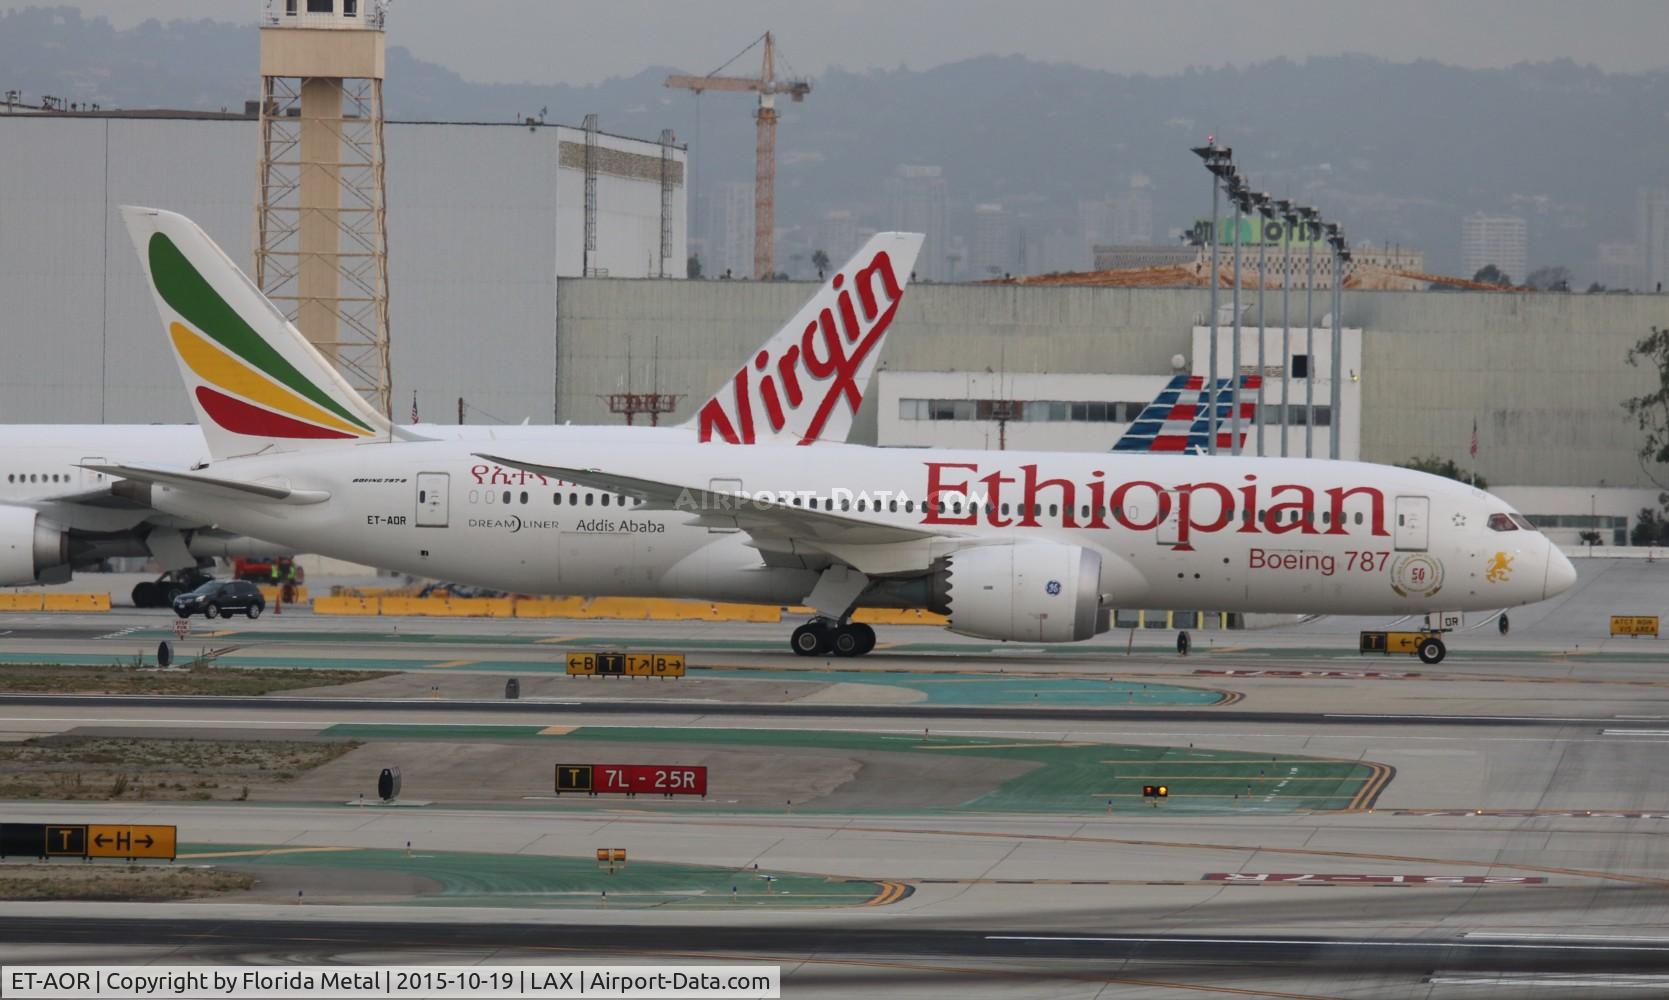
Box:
[5,5,1666,279]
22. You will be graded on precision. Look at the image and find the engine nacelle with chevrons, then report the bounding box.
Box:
[938,542,1107,643]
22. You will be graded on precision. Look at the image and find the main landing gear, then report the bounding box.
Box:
[790,618,876,657]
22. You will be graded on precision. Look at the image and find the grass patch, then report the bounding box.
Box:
[0,864,254,901]
[0,661,391,696]
[0,736,361,801]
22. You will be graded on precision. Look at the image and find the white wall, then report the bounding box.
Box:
[876,371,1177,451]
[1192,323,1362,460]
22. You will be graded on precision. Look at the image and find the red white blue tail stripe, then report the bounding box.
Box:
[1112,375,1264,453]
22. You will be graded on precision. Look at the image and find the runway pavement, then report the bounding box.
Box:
[3,591,1669,995]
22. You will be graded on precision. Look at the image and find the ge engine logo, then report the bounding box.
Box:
[1045,580,1062,596]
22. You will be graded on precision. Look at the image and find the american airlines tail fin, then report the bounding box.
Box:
[120,206,396,462]
[1112,374,1264,453]
[686,232,925,445]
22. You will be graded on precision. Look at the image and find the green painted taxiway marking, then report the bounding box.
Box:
[181,843,884,908]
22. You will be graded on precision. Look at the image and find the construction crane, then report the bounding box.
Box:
[666,32,811,280]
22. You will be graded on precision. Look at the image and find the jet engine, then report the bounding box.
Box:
[0,505,70,585]
[938,542,1106,643]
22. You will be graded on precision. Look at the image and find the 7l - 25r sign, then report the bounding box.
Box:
[555,764,708,798]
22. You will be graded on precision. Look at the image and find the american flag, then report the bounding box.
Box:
[410,391,419,425]
[1469,417,1478,459]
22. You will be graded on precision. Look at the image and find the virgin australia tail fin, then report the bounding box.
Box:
[685,232,925,445]
[120,206,395,461]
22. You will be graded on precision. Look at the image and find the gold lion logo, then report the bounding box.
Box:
[1486,552,1513,583]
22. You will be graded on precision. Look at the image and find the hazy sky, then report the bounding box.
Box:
[14,0,1669,84]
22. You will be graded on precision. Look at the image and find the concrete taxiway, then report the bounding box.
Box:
[2,563,1668,995]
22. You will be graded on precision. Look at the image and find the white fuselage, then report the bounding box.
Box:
[142,439,1572,617]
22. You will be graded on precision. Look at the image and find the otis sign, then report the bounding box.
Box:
[697,250,904,446]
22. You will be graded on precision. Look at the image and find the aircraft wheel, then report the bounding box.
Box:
[830,627,863,658]
[1498,613,1510,635]
[791,621,832,656]
[849,622,876,656]
[160,584,183,605]
[1417,636,1446,665]
[131,582,159,608]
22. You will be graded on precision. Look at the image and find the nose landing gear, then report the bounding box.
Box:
[1416,635,1447,664]
[790,618,876,657]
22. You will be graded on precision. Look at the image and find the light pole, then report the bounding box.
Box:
[1229,179,1250,455]
[1300,206,1319,458]
[1252,192,1271,456]
[1276,200,1297,458]
[1192,143,1234,454]
[1327,225,1347,460]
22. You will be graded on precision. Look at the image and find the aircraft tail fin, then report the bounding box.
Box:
[1112,374,1264,453]
[120,206,397,462]
[685,232,925,445]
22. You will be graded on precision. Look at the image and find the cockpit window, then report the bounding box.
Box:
[1487,513,1518,532]
[1508,514,1537,531]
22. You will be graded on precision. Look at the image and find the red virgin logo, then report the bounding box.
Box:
[697,251,904,445]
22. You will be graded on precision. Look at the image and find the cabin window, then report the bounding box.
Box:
[1080,505,1090,520]
[469,490,479,503]
[418,490,426,503]
[600,494,610,507]
[1354,511,1363,525]
[486,491,495,504]
[585,493,594,506]
[502,491,512,505]
[1487,513,1518,532]
[890,500,899,513]
[840,499,850,511]
[857,499,866,512]
[1322,511,1331,524]
[952,501,963,515]
[553,493,562,506]
[905,500,915,513]
[1049,504,1058,517]
[520,491,529,505]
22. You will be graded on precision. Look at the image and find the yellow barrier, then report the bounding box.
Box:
[41,593,111,612]
[1611,615,1660,638]
[314,593,938,624]
[513,597,590,618]
[851,608,948,626]
[313,595,381,616]
[0,593,45,611]
[443,597,516,618]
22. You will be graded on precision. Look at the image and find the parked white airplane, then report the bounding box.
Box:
[102,207,1575,664]
[0,210,922,602]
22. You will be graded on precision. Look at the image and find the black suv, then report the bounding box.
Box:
[172,580,266,620]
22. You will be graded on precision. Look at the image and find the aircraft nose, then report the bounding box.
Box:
[1543,545,1577,599]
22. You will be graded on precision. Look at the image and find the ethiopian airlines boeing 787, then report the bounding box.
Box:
[98,206,1575,662]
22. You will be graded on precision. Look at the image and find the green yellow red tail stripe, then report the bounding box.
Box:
[147,231,373,439]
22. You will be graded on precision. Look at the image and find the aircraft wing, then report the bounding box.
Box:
[81,463,331,505]
[475,452,952,561]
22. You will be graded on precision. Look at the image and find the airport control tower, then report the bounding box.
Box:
[256,0,392,418]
